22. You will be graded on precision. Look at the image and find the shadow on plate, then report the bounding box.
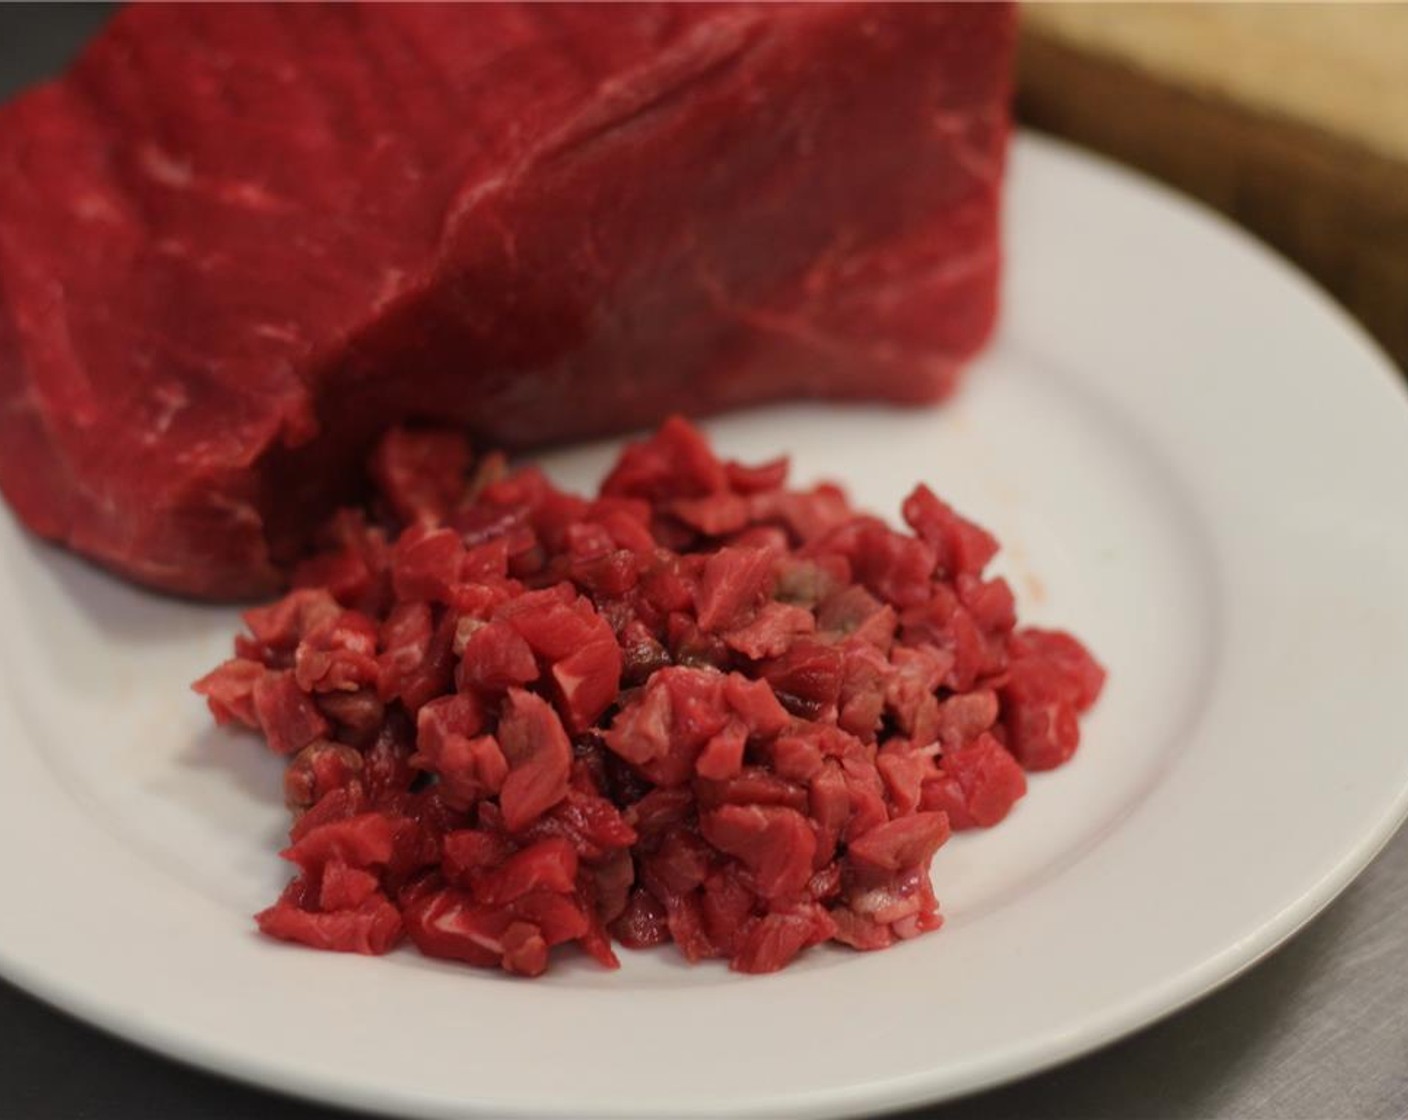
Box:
[177,721,288,814]
[15,530,240,646]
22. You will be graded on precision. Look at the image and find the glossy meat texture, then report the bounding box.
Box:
[196,419,1104,976]
[0,3,1014,597]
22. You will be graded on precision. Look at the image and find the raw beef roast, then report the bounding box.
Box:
[0,3,1014,598]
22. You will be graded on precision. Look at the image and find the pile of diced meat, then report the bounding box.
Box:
[195,418,1103,976]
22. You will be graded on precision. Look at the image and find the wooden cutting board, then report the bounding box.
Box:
[1018,4,1408,372]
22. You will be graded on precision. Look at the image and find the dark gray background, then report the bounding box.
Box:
[2,6,1405,1118]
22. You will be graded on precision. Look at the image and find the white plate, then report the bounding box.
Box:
[3,132,1408,1119]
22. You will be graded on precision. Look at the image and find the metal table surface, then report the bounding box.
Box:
[2,7,1405,1119]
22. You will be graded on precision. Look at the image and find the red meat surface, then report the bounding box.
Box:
[197,419,1104,976]
[0,2,1013,598]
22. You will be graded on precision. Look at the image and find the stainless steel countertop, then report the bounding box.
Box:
[2,7,1405,1119]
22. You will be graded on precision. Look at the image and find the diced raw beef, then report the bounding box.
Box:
[204,419,1106,976]
[0,3,1014,598]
